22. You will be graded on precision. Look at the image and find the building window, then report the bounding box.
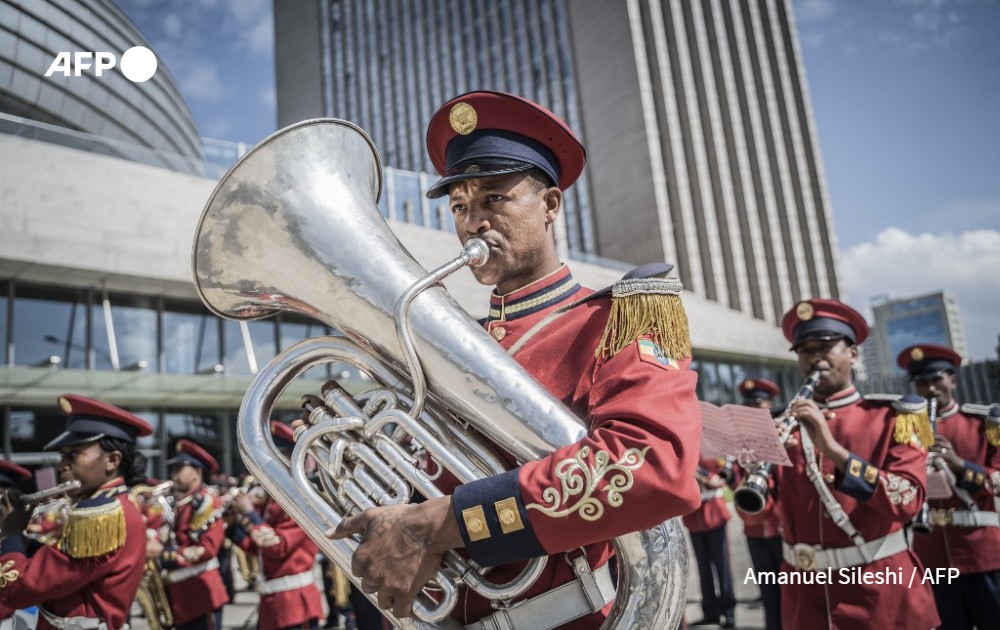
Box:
[163,304,222,374]
[91,293,158,371]
[12,285,89,369]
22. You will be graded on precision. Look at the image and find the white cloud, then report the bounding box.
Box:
[795,0,836,22]
[259,86,275,109]
[840,228,1000,360]
[877,0,969,53]
[162,13,183,39]
[179,63,226,102]
[799,31,827,49]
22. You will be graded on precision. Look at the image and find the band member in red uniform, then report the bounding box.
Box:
[899,343,1000,628]
[0,460,32,630]
[0,394,152,630]
[228,422,323,630]
[736,378,784,630]
[149,440,229,630]
[685,455,736,628]
[738,299,940,629]
[328,91,702,628]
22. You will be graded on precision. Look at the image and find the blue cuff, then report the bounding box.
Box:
[246,510,265,526]
[453,468,546,567]
[1,535,25,555]
[835,454,877,502]
[227,522,247,546]
[957,461,986,492]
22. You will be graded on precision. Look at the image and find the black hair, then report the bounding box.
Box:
[99,437,148,486]
[523,166,556,191]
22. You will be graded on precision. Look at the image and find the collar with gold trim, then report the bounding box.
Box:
[88,477,128,499]
[817,386,861,409]
[487,265,582,322]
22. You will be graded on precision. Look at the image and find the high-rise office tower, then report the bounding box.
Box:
[275,0,841,325]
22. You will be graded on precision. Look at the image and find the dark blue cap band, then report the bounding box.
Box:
[166,452,209,472]
[791,317,856,347]
[0,472,18,487]
[64,416,138,442]
[907,359,956,380]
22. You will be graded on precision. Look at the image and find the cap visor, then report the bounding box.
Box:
[44,431,105,451]
[426,163,533,199]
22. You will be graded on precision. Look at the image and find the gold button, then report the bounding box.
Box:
[499,509,516,525]
[824,474,835,484]
[467,518,484,534]
[491,326,507,341]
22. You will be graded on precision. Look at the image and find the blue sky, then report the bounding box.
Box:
[115,0,1000,360]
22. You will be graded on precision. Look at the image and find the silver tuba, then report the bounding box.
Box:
[192,119,687,629]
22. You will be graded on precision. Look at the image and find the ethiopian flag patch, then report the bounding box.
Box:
[637,337,679,370]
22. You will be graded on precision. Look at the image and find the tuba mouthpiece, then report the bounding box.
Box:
[461,238,490,268]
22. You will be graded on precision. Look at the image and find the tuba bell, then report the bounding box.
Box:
[192,119,687,629]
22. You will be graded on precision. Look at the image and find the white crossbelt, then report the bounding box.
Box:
[256,569,315,595]
[464,556,615,630]
[782,529,909,572]
[38,608,129,630]
[933,509,1000,527]
[164,557,221,584]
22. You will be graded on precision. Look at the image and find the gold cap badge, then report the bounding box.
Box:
[58,396,72,413]
[911,347,925,361]
[744,380,755,390]
[449,102,478,135]
[796,302,814,321]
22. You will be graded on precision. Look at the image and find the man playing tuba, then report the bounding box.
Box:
[330,91,703,628]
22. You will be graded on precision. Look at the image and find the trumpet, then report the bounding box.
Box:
[21,480,81,544]
[911,397,939,535]
[734,370,821,514]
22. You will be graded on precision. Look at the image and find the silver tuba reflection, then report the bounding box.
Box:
[192,119,687,629]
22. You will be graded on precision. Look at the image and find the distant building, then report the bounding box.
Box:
[866,291,968,378]
[274,0,841,326]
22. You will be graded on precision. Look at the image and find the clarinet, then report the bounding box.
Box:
[734,370,821,514]
[911,396,939,534]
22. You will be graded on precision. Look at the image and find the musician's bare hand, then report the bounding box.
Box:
[146,537,164,560]
[789,399,849,469]
[930,435,963,473]
[329,496,463,618]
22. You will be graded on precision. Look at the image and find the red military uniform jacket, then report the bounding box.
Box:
[0,478,147,630]
[740,386,940,629]
[161,485,229,624]
[449,265,702,626]
[230,498,323,630]
[683,457,732,533]
[912,401,1000,574]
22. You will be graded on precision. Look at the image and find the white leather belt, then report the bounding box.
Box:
[257,569,315,595]
[931,509,1000,528]
[38,608,128,630]
[782,529,909,572]
[164,557,220,584]
[465,556,614,630]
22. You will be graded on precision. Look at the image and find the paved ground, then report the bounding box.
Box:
[134,504,765,629]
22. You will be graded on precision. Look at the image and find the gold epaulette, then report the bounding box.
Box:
[596,277,691,360]
[189,494,219,533]
[59,497,126,559]
[962,403,1000,447]
[891,396,934,449]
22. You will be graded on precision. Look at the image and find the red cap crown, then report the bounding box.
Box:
[896,343,962,376]
[780,298,869,347]
[0,460,32,487]
[172,438,219,475]
[738,378,780,398]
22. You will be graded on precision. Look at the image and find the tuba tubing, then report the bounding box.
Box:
[196,118,687,629]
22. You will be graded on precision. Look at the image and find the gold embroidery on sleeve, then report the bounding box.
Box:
[526,446,651,521]
[0,561,19,588]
